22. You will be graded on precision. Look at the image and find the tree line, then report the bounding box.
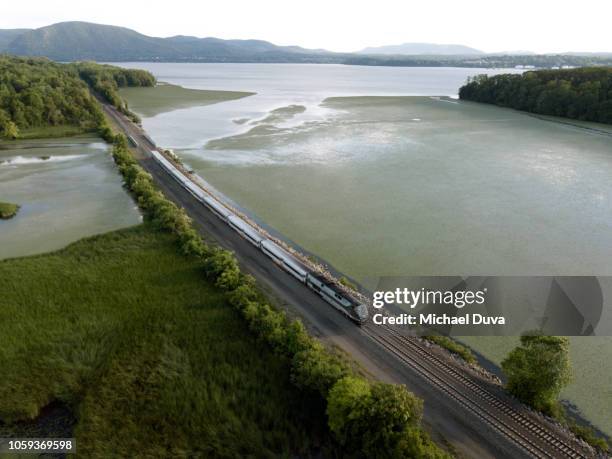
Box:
[346,56,612,69]
[0,56,155,139]
[74,61,155,122]
[459,67,612,124]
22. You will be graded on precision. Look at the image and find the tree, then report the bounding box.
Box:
[2,120,19,139]
[327,377,427,458]
[501,333,572,415]
[459,67,612,125]
[291,344,350,397]
[327,376,371,444]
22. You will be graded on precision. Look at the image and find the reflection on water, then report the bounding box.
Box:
[119,63,612,436]
[0,137,141,259]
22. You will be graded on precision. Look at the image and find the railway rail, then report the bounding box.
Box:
[362,324,591,459]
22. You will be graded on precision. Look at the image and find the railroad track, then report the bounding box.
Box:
[360,324,591,459]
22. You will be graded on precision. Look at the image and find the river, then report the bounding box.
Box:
[118,63,612,437]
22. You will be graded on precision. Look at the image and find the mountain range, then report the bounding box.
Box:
[0,22,341,62]
[0,22,610,67]
[358,43,484,55]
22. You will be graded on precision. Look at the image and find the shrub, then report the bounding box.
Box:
[327,376,372,443]
[226,282,260,311]
[327,377,437,458]
[283,320,314,357]
[502,333,572,415]
[178,228,209,257]
[291,344,351,397]
[203,249,242,291]
[97,122,115,143]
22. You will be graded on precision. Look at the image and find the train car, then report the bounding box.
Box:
[228,215,265,247]
[202,195,234,221]
[151,150,234,221]
[306,273,368,324]
[143,134,156,147]
[261,240,308,283]
[179,175,206,201]
[127,135,139,148]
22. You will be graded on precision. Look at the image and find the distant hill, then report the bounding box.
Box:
[8,22,174,61]
[562,51,612,57]
[1,22,611,68]
[0,29,31,51]
[3,21,340,62]
[358,42,484,55]
[489,50,536,56]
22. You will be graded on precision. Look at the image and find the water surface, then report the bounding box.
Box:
[118,63,612,436]
[0,137,141,259]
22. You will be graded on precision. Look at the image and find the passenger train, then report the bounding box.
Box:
[150,150,368,324]
[127,135,139,148]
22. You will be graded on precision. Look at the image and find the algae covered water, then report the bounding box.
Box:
[0,136,141,259]
[119,63,612,436]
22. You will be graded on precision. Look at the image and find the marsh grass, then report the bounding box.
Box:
[0,225,332,456]
[119,83,254,118]
[0,202,19,219]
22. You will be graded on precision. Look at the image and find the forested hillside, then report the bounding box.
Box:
[0,56,155,139]
[0,29,30,51]
[4,21,338,63]
[459,67,612,124]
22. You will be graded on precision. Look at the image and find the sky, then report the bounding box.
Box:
[1,0,611,54]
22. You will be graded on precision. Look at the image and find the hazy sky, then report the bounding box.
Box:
[2,0,611,53]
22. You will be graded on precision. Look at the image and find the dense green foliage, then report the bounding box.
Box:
[327,377,444,458]
[0,56,104,138]
[111,138,448,457]
[0,225,332,456]
[459,67,612,124]
[0,55,155,139]
[74,61,155,122]
[0,201,19,219]
[501,334,609,451]
[502,334,572,415]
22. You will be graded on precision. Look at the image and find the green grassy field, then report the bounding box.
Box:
[0,201,19,219]
[0,225,332,456]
